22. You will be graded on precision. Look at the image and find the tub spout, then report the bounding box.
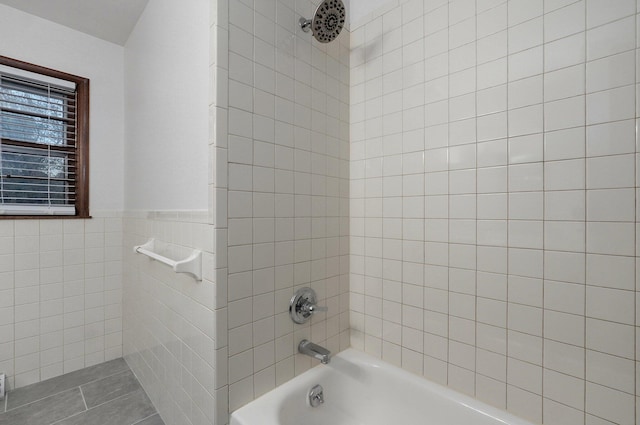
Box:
[299,339,331,364]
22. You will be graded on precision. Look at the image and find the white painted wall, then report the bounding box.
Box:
[124,0,209,211]
[0,4,125,211]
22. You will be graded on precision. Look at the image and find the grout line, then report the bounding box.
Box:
[541,0,547,421]
[583,3,588,424]
[79,386,88,411]
[49,412,84,425]
[445,0,451,390]
[131,413,159,425]
[66,387,138,417]
[41,389,96,425]
[46,388,124,425]
[399,0,405,372]
[474,0,479,400]
[634,5,638,425]
[504,0,511,412]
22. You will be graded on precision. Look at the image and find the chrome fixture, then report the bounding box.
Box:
[299,339,331,364]
[299,0,346,43]
[289,287,328,324]
[308,384,325,407]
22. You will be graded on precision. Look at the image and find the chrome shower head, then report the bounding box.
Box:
[299,0,346,43]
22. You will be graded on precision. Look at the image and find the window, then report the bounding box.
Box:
[0,55,89,217]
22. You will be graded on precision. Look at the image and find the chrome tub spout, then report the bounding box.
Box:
[299,339,331,364]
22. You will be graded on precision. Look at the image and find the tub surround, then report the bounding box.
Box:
[211,0,351,420]
[350,0,640,424]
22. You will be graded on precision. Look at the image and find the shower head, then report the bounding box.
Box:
[299,0,346,43]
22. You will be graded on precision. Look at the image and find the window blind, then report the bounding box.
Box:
[0,66,78,215]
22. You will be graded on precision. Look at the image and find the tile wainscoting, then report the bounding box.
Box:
[122,210,218,425]
[0,211,123,391]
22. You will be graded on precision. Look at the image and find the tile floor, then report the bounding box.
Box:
[0,359,164,425]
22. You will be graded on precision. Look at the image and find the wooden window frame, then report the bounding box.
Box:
[0,55,90,219]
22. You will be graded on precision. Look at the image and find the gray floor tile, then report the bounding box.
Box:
[0,388,85,425]
[7,359,129,410]
[80,370,141,409]
[132,414,165,425]
[55,388,156,425]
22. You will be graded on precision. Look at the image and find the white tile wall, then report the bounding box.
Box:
[122,211,218,425]
[351,0,639,424]
[0,211,123,390]
[212,0,351,421]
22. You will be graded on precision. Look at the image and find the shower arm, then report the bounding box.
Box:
[299,17,312,33]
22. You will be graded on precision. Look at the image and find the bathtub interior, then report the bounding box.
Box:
[231,349,535,425]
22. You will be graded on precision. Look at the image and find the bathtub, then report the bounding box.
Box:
[230,348,534,425]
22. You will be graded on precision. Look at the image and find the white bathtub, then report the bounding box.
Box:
[230,348,535,425]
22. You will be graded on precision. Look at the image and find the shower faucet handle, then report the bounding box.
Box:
[289,288,328,324]
[305,304,328,314]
